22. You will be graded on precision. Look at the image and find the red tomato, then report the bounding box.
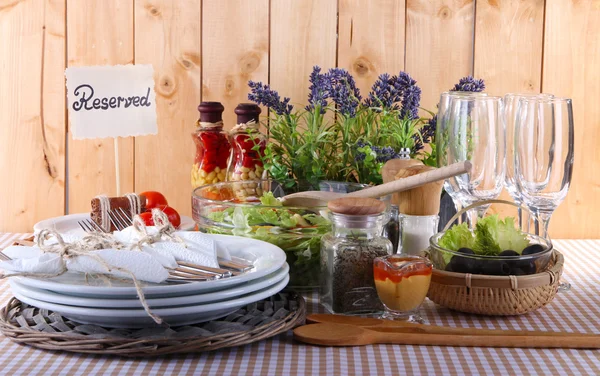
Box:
[139,212,154,226]
[141,191,168,209]
[157,205,181,228]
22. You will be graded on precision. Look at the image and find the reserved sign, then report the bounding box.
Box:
[66,65,158,139]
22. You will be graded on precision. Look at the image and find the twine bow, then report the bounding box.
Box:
[0,211,189,325]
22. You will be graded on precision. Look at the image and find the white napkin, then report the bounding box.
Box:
[0,253,64,275]
[67,249,169,283]
[112,227,231,268]
[1,245,168,283]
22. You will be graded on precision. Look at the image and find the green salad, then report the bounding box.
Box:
[439,215,530,256]
[206,192,330,288]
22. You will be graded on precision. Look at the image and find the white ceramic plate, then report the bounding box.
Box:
[12,274,289,328]
[33,213,196,235]
[10,263,289,308]
[15,234,287,298]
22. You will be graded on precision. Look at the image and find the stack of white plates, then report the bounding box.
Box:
[12,219,289,328]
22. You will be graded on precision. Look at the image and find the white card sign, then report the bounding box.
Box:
[65,64,158,140]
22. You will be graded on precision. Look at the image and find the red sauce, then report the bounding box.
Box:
[374,256,433,284]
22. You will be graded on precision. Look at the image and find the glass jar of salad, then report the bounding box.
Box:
[320,197,393,314]
[229,103,266,182]
[191,102,231,189]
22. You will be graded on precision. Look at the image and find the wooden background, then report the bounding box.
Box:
[0,0,598,238]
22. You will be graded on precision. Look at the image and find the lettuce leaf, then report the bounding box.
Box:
[473,215,529,254]
[438,223,475,252]
[259,192,282,206]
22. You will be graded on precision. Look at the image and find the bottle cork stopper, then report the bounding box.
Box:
[235,103,262,124]
[198,102,225,123]
[328,197,386,216]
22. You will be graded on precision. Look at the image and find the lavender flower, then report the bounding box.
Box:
[328,68,362,117]
[450,76,485,92]
[306,66,330,113]
[364,73,402,109]
[248,81,293,115]
[365,72,421,119]
[412,115,436,152]
[375,146,398,163]
[354,140,399,163]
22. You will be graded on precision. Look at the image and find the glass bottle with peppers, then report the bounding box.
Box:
[191,102,231,189]
[229,103,266,181]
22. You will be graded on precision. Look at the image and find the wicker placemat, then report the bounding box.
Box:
[0,292,305,357]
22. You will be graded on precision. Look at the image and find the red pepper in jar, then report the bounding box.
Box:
[229,103,267,183]
[191,102,231,188]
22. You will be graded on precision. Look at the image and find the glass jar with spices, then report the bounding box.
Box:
[320,197,393,314]
[229,103,266,182]
[191,102,232,189]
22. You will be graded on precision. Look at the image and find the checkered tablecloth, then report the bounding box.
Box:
[0,232,599,375]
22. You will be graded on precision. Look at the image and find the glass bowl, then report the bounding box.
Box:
[428,232,554,276]
[192,179,390,289]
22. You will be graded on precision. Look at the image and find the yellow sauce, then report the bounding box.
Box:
[375,274,431,312]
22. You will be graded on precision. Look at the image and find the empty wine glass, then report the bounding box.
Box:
[514,96,574,239]
[445,95,505,224]
[504,93,554,230]
[436,92,488,222]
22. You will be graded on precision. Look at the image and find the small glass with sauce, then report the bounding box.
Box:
[373,255,433,323]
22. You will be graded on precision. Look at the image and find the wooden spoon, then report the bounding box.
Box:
[305,314,589,338]
[280,161,471,207]
[293,323,600,348]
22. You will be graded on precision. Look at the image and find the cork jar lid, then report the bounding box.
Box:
[328,197,386,216]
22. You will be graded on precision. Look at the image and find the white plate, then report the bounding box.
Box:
[10,263,289,308]
[33,213,196,235]
[15,234,287,298]
[12,274,289,328]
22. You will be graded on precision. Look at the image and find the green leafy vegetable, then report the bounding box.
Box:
[205,192,332,287]
[474,215,530,254]
[259,192,282,206]
[438,223,475,251]
[438,215,530,256]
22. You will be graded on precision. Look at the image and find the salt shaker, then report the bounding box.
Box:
[320,197,393,314]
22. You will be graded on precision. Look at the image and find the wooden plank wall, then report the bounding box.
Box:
[0,0,599,238]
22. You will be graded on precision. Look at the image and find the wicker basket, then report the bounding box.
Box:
[426,199,563,316]
[427,250,562,315]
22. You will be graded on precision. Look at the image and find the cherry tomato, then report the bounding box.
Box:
[141,191,168,209]
[139,212,154,226]
[157,205,181,228]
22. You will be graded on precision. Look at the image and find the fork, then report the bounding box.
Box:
[80,210,253,275]
[106,208,254,273]
[0,248,223,283]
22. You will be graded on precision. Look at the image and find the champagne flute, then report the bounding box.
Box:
[504,93,554,230]
[446,95,505,225]
[436,92,488,224]
[514,96,574,239]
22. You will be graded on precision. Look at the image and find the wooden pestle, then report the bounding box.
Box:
[381,158,423,185]
[394,165,444,216]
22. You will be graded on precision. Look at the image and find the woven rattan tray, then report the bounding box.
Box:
[0,292,305,357]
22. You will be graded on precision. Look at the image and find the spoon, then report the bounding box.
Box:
[280,161,471,207]
[293,323,600,348]
[306,314,589,338]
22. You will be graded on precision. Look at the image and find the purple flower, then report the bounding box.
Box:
[450,76,485,92]
[306,66,331,113]
[355,140,399,163]
[248,81,293,115]
[328,68,362,117]
[364,73,402,109]
[412,115,436,152]
[365,72,421,119]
